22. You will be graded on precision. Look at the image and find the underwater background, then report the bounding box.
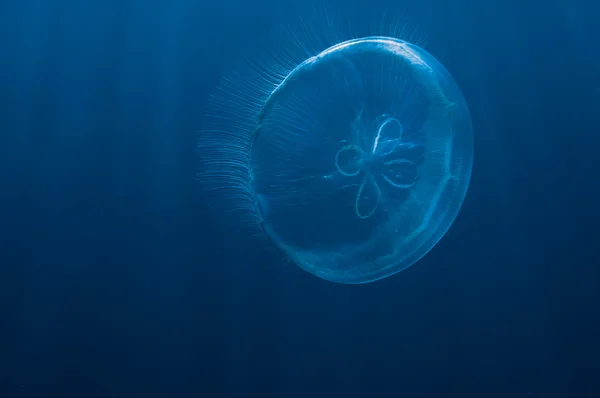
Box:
[1,0,599,397]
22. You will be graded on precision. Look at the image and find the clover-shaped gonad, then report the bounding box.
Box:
[334,115,423,219]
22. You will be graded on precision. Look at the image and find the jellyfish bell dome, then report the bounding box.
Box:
[200,28,473,284]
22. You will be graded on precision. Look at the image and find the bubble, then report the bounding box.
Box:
[200,19,473,284]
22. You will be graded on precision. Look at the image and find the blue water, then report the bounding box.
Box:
[1,0,599,397]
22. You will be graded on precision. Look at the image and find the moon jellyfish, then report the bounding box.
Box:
[200,13,473,284]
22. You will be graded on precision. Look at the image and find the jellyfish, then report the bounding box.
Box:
[199,11,474,284]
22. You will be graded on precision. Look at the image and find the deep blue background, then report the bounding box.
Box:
[1,0,599,397]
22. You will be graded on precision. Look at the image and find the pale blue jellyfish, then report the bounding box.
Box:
[200,15,473,284]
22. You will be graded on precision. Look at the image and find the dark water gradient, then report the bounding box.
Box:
[1,0,599,396]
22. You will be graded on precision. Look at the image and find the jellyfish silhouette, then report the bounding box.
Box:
[199,10,473,284]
